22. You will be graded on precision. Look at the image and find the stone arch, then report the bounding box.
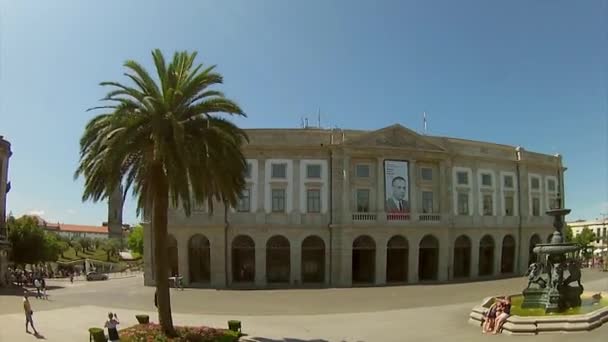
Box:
[352,235,376,284]
[188,234,210,283]
[418,235,439,281]
[167,234,179,277]
[501,235,516,274]
[528,234,542,265]
[478,235,495,276]
[453,235,471,278]
[266,235,290,283]
[232,235,255,283]
[301,235,325,283]
[386,235,409,283]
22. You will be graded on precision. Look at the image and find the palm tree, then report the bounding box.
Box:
[75,49,247,336]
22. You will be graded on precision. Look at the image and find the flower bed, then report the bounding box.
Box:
[119,323,239,342]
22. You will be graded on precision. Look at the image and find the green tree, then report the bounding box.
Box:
[127,225,144,255]
[100,238,121,261]
[564,225,573,242]
[42,233,62,262]
[7,215,48,267]
[72,241,82,256]
[574,227,596,260]
[57,240,70,258]
[74,49,247,336]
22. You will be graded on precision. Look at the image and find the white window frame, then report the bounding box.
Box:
[230,159,258,213]
[356,188,371,213]
[477,169,495,216]
[500,171,518,217]
[453,167,473,216]
[264,159,293,213]
[544,175,559,211]
[420,167,433,181]
[306,188,321,213]
[528,173,542,217]
[271,163,288,179]
[306,164,322,179]
[299,160,328,214]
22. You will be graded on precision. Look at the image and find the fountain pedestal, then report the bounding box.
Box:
[521,208,584,313]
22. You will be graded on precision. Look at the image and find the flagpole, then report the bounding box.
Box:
[423,112,427,135]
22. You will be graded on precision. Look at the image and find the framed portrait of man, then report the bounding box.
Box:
[384,160,410,214]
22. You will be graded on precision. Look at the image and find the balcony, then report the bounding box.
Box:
[418,213,441,222]
[387,213,411,222]
[352,212,377,222]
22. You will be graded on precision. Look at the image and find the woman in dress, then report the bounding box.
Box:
[104,312,120,342]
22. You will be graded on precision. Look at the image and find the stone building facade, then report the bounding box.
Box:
[0,136,12,286]
[143,124,565,288]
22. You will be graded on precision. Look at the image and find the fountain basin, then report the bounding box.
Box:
[533,243,580,255]
[469,292,608,335]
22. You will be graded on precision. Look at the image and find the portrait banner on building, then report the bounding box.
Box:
[384,160,410,214]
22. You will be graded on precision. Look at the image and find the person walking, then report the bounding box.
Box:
[104,312,120,341]
[41,278,48,300]
[23,292,38,335]
[33,278,41,299]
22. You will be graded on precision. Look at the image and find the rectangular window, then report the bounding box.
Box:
[236,188,251,212]
[597,228,601,243]
[504,196,514,216]
[457,171,468,185]
[421,168,433,181]
[356,189,370,212]
[603,227,606,238]
[271,189,286,212]
[457,192,469,215]
[531,177,540,190]
[422,191,434,213]
[306,164,321,179]
[549,198,559,209]
[481,174,492,187]
[306,189,321,213]
[244,163,252,179]
[532,197,540,216]
[483,194,493,216]
[355,164,370,178]
[503,175,514,188]
[547,179,556,192]
[271,163,287,179]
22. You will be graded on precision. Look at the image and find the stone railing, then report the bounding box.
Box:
[352,212,377,221]
[418,214,441,222]
[386,213,411,222]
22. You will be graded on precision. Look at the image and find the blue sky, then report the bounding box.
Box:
[0,0,606,225]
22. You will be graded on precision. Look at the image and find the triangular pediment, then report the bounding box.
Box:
[345,124,446,151]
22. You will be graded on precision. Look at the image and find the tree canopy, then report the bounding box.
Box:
[7,215,62,265]
[127,225,144,255]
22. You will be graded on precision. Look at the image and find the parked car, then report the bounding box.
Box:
[86,271,108,281]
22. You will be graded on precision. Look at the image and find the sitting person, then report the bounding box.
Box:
[492,296,512,334]
[482,299,499,333]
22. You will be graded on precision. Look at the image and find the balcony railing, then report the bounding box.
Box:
[387,213,411,221]
[352,212,377,221]
[418,213,441,222]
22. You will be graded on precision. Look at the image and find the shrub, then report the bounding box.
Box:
[135,314,150,324]
[119,323,239,342]
[88,327,107,342]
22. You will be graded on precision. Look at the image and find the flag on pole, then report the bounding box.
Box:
[423,112,427,134]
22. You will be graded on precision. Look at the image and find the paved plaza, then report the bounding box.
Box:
[0,270,607,341]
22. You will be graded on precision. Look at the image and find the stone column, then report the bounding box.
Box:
[255,243,266,287]
[439,160,452,221]
[409,160,418,218]
[375,242,387,285]
[494,235,503,277]
[290,239,301,286]
[377,157,386,222]
[177,232,190,285]
[340,236,352,287]
[470,236,480,279]
[408,240,419,283]
[293,160,301,215]
[342,154,351,222]
[437,233,449,281]
[257,158,266,212]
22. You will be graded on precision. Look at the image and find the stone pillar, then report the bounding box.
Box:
[293,160,301,214]
[470,236,480,279]
[342,154,351,222]
[438,233,449,281]
[210,228,227,288]
[375,243,387,285]
[255,244,266,287]
[376,157,386,222]
[494,235,503,277]
[257,158,266,212]
[290,239,301,286]
[409,160,418,217]
[408,241,419,283]
[340,237,352,287]
[177,233,189,285]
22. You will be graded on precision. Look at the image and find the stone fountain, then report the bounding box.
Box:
[521,207,584,313]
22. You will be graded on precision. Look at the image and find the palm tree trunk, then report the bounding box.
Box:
[152,162,176,336]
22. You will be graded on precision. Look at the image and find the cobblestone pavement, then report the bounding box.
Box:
[0,269,607,341]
